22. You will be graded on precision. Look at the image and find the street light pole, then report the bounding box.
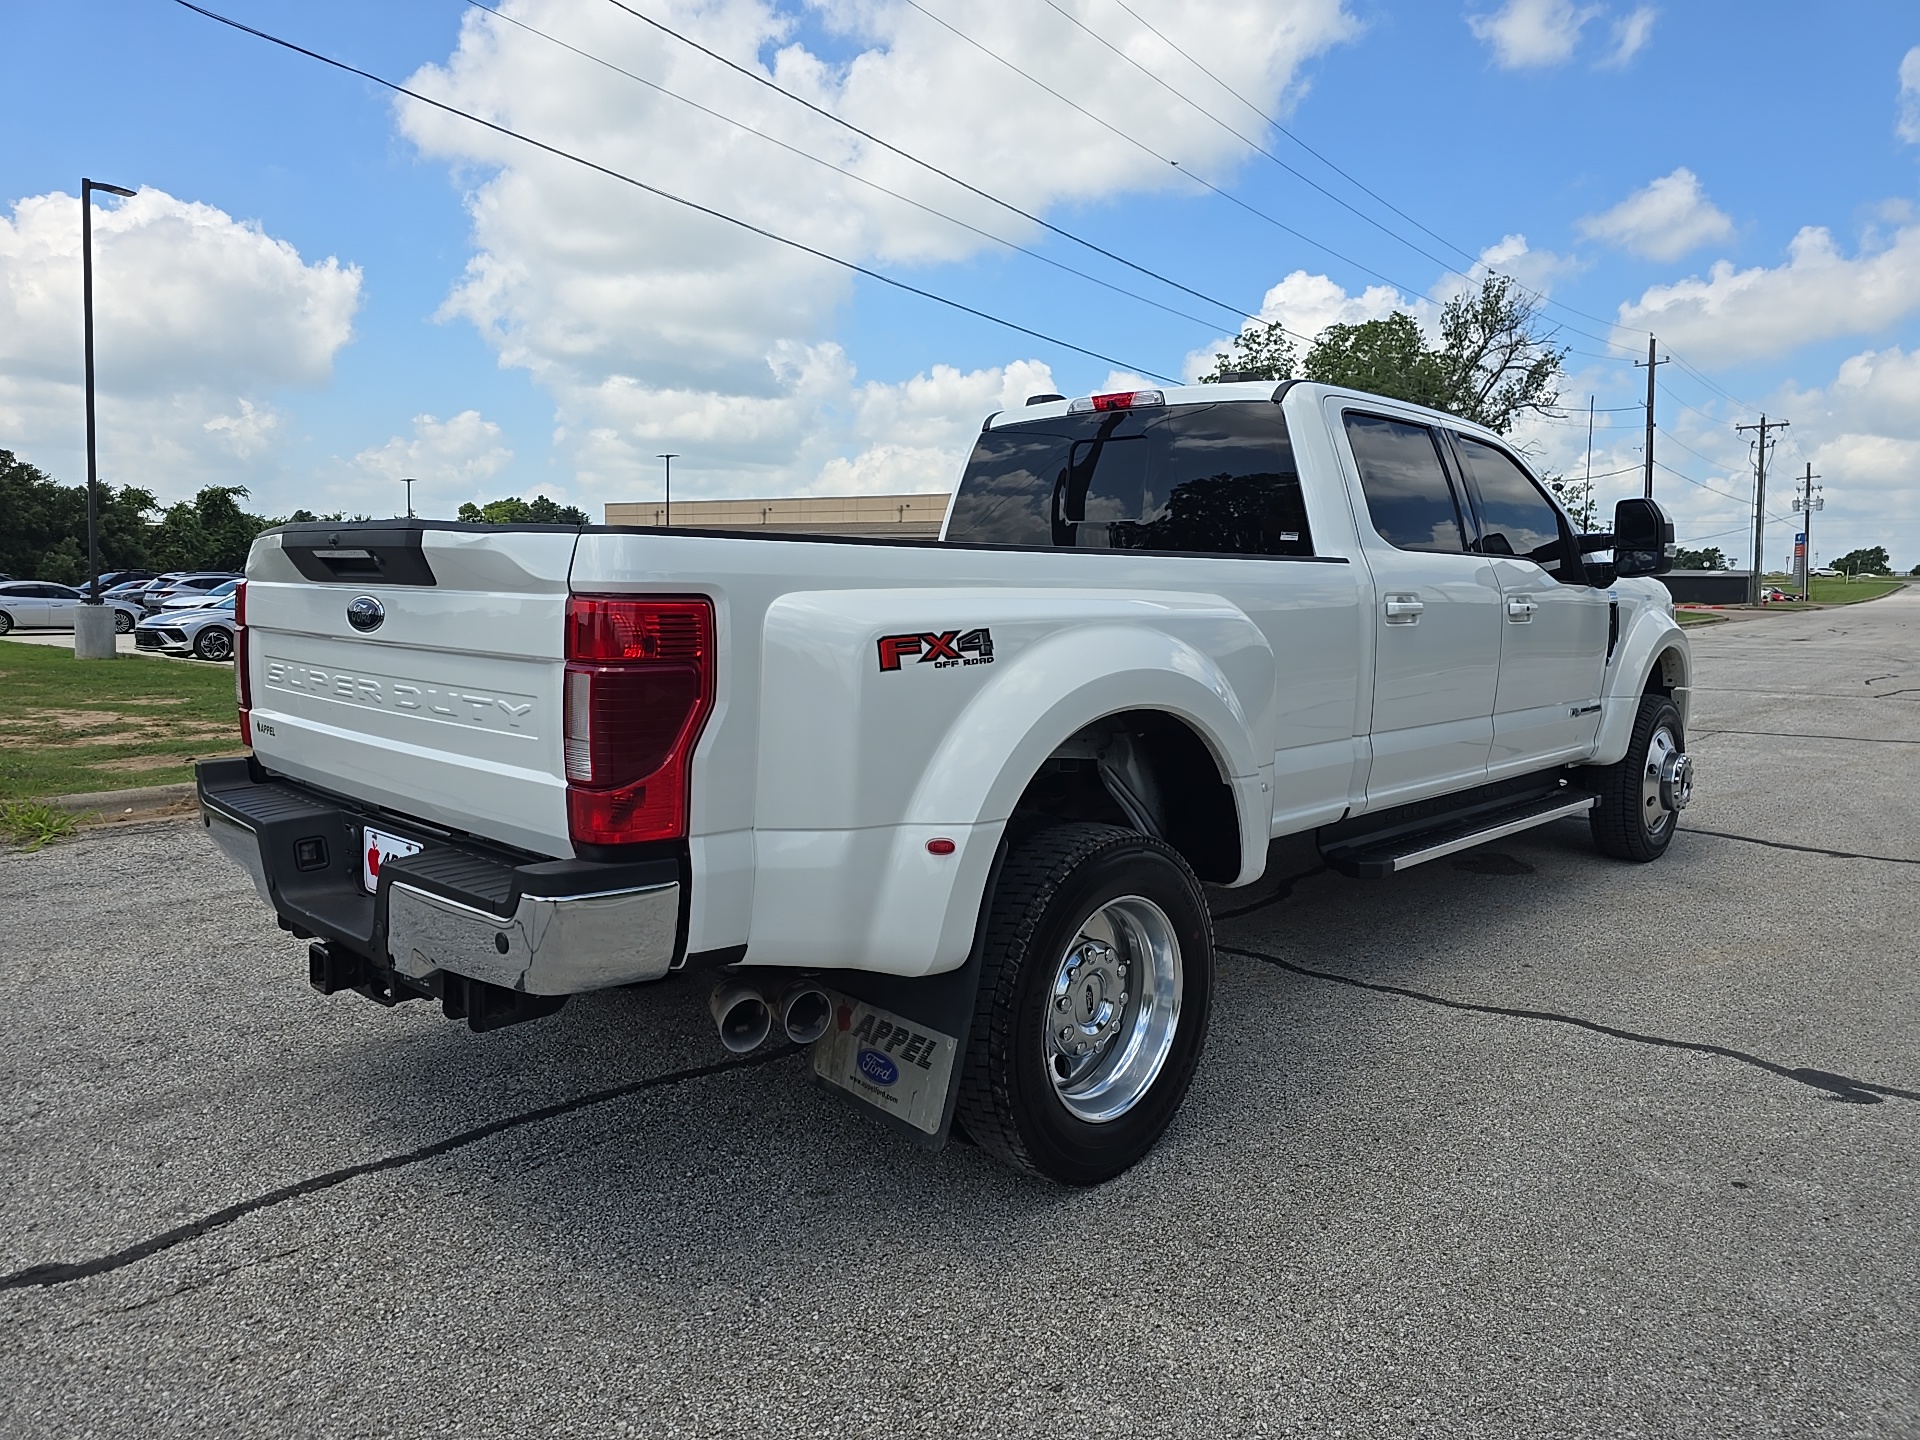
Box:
[658,453,678,528]
[81,178,136,607]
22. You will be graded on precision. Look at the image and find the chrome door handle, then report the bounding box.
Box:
[1383,596,1424,623]
[1506,597,1537,620]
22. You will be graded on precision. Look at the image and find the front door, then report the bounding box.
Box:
[1340,410,1505,808]
[1449,434,1611,773]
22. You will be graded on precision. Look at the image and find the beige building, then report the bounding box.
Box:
[604,492,951,538]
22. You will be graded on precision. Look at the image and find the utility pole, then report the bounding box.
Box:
[657,453,678,528]
[1734,414,1788,606]
[1582,394,1595,528]
[1792,462,1821,601]
[1636,335,1667,500]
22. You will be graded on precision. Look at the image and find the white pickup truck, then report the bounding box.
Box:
[199,380,1692,1184]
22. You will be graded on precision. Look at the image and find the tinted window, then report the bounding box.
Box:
[1454,436,1571,578]
[945,429,1072,546]
[1344,414,1465,553]
[948,403,1311,557]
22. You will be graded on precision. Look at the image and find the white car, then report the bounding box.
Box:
[0,581,144,635]
[200,381,1692,1184]
[135,593,237,660]
[160,578,242,612]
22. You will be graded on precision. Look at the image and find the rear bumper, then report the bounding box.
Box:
[197,757,683,997]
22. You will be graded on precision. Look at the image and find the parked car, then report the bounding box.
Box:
[142,571,242,613]
[202,381,1692,1184]
[135,592,236,660]
[0,581,144,634]
[159,578,241,611]
[90,568,159,591]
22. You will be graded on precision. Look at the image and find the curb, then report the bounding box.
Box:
[40,782,199,821]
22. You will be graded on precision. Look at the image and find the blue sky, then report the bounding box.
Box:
[4,0,1918,568]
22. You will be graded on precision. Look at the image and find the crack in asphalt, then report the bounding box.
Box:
[0,1046,800,1292]
[1691,728,1920,746]
[1683,827,1920,866]
[1219,943,1920,1106]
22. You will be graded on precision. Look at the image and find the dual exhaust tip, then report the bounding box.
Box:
[709,977,833,1052]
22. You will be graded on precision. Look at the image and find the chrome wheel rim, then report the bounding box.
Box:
[1042,895,1182,1124]
[114,611,132,633]
[1641,723,1682,839]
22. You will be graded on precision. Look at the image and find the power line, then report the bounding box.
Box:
[1101,0,1479,269]
[596,0,1267,332]
[459,0,1228,335]
[173,0,1182,383]
[1035,0,1467,278]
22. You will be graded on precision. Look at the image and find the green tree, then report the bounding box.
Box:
[1197,324,1297,383]
[1432,274,1566,433]
[1673,546,1730,571]
[457,495,589,525]
[0,449,157,581]
[1206,275,1565,435]
[149,486,273,572]
[1831,546,1892,576]
[1302,312,1449,410]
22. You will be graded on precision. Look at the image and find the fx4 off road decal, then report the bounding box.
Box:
[876,627,995,672]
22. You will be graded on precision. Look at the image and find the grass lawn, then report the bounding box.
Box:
[0,643,245,801]
[1761,575,1905,604]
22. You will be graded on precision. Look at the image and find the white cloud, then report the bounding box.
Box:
[1578,168,1733,262]
[1183,269,1406,380]
[399,0,1357,500]
[351,410,515,514]
[1616,222,1920,365]
[0,187,360,501]
[1467,0,1598,68]
[1465,0,1655,70]
[1899,46,1920,144]
[1603,6,1655,66]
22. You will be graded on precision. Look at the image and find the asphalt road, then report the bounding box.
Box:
[4,592,1917,1438]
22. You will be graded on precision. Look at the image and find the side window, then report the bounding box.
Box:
[1453,436,1573,580]
[1343,413,1466,553]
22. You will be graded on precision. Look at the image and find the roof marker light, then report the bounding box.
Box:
[1068,389,1166,414]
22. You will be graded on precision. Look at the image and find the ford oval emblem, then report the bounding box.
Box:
[856,1048,899,1086]
[346,595,385,633]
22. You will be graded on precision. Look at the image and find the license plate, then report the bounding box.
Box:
[362,826,423,891]
[811,994,958,1135]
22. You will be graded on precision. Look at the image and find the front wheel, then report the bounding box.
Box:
[112,608,134,634]
[1587,693,1690,861]
[193,626,235,662]
[957,823,1213,1185]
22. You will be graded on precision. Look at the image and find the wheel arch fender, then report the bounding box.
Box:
[1591,608,1691,766]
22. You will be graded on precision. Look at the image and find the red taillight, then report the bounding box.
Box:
[564,596,714,846]
[234,581,251,746]
[1070,388,1167,414]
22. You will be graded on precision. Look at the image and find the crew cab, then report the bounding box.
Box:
[199,380,1692,1184]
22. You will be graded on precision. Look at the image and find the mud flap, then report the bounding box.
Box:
[807,843,1002,1149]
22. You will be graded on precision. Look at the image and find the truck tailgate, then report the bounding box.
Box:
[241,526,579,857]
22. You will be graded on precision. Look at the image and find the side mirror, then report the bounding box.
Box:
[1611,497,1675,577]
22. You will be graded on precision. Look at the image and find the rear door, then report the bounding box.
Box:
[1449,433,1610,772]
[42,585,82,628]
[1338,409,1504,808]
[242,525,582,857]
[1,586,47,628]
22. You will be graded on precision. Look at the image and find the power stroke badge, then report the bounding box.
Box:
[812,994,958,1135]
[876,627,994,672]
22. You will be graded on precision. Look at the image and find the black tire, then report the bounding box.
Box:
[112,609,133,633]
[0,611,11,635]
[1587,693,1687,861]
[193,626,235,662]
[957,823,1213,1186]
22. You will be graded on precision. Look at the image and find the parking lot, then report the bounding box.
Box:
[2,591,1916,1438]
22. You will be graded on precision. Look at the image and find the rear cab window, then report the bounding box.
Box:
[1341,413,1471,554]
[945,401,1313,557]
